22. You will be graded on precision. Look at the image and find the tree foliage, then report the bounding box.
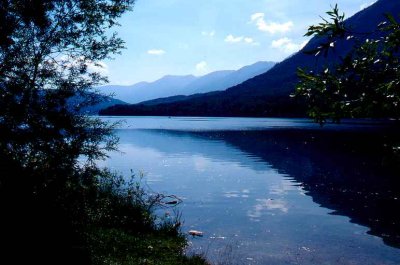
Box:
[0,2,209,264]
[0,0,137,263]
[295,5,400,124]
[0,0,134,170]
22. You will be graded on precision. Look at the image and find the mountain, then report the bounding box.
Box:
[82,97,127,114]
[183,61,276,95]
[100,0,400,117]
[223,61,278,89]
[68,94,127,115]
[99,61,275,104]
[99,75,197,104]
[183,70,234,94]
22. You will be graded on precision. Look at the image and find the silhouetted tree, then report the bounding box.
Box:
[0,1,134,263]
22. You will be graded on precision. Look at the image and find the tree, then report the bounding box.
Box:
[295,4,400,124]
[0,0,134,263]
[0,3,210,265]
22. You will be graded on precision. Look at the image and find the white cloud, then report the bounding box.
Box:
[244,37,260,46]
[51,55,109,75]
[360,1,376,10]
[250,13,293,34]
[250,13,264,22]
[87,61,109,75]
[147,49,166,55]
[225,34,243,43]
[271,37,307,54]
[225,35,260,46]
[244,37,254,43]
[201,30,215,37]
[195,61,208,73]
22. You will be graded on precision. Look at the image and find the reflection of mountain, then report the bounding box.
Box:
[118,127,400,248]
[211,129,400,248]
[116,129,271,172]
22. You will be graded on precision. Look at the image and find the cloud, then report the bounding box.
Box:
[201,30,215,37]
[250,13,293,34]
[147,49,166,55]
[225,35,260,46]
[52,55,109,75]
[87,61,109,75]
[250,13,264,21]
[271,37,307,53]
[360,1,376,10]
[195,61,208,73]
[244,37,253,43]
[225,34,243,43]
[244,37,260,45]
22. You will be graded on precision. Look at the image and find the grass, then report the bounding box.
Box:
[83,172,210,265]
[87,228,208,265]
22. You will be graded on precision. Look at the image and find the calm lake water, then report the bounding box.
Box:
[100,116,400,265]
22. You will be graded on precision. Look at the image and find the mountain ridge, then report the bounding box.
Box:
[100,0,399,117]
[99,61,275,104]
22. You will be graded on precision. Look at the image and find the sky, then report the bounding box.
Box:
[103,0,377,85]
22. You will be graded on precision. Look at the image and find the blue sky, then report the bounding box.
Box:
[104,0,376,85]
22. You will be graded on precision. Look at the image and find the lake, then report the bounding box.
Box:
[99,116,400,265]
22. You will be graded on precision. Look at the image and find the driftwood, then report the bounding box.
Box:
[188,230,204,237]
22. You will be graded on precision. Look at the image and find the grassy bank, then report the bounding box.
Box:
[87,228,207,264]
[84,173,209,265]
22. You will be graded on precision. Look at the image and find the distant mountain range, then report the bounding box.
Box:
[101,0,399,117]
[99,61,275,104]
[68,94,127,115]
[82,97,127,115]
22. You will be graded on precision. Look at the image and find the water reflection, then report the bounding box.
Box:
[203,129,400,249]
[249,198,289,216]
[104,125,400,264]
